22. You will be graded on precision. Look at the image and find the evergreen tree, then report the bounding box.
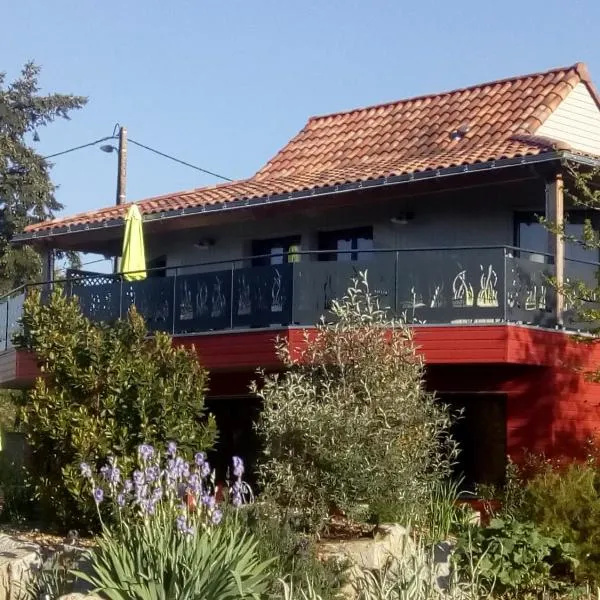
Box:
[0,62,86,293]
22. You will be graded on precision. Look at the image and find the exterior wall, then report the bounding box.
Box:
[428,360,600,462]
[149,180,541,273]
[537,82,600,156]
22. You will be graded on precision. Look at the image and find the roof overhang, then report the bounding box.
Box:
[14,150,596,250]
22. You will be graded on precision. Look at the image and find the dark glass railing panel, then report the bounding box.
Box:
[6,293,25,349]
[564,259,600,330]
[0,292,27,351]
[0,303,7,350]
[3,247,600,350]
[291,257,396,325]
[122,278,175,333]
[232,264,293,328]
[396,248,505,324]
[505,254,555,327]
[175,270,232,333]
[69,274,121,324]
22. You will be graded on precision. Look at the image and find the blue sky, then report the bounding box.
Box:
[2,0,600,228]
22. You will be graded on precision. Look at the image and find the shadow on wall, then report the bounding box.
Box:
[427,329,600,469]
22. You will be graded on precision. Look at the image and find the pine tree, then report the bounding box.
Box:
[0,62,86,293]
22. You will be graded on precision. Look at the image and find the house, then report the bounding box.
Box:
[3,62,600,487]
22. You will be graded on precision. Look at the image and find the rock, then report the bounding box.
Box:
[58,594,102,600]
[433,540,453,591]
[0,534,41,600]
[319,524,413,572]
[318,524,414,598]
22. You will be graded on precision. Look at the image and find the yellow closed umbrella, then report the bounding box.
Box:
[121,204,147,281]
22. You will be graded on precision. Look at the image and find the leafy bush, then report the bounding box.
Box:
[241,503,345,600]
[15,289,216,528]
[25,549,78,599]
[422,478,473,544]
[78,443,273,599]
[254,274,456,532]
[454,517,576,597]
[0,452,35,523]
[516,458,600,583]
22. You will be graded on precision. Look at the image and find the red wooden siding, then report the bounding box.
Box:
[3,325,600,387]
[428,362,600,461]
[177,330,287,371]
[2,323,600,464]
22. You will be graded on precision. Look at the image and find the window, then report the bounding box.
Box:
[318,227,374,262]
[251,236,302,266]
[515,212,599,263]
[147,255,167,277]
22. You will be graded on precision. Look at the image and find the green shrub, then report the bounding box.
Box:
[517,459,600,583]
[24,549,78,599]
[241,503,345,600]
[15,289,216,529]
[454,517,576,597]
[254,274,456,533]
[0,453,35,523]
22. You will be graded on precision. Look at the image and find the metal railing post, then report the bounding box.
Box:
[4,300,9,351]
[171,270,178,335]
[291,261,296,325]
[394,251,399,317]
[503,247,508,323]
[229,262,235,330]
[119,277,124,320]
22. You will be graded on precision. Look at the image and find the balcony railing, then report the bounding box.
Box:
[0,246,598,351]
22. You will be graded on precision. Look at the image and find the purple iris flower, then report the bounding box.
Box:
[232,456,244,478]
[93,487,104,504]
[167,441,177,458]
[138,444,155,461]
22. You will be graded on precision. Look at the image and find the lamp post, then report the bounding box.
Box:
[100,125,128,272]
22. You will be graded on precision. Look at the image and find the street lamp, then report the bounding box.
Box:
[99,124,127,206]
[100,124,128,272]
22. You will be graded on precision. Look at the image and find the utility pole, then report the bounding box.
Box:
[116,126,127,206]
[114,126,127,273]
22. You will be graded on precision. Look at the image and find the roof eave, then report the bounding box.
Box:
[15,151,573,246]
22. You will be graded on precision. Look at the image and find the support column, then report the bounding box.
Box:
[545,174,565,326]
[39,245,55,301]
[40,245,55,282]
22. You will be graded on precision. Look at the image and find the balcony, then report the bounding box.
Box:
[0,246,597,350]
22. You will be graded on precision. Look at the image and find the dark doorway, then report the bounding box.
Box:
[438,393,507,492]
[251,236,302,266]
[205,396,262,487]
[318,227,373,262]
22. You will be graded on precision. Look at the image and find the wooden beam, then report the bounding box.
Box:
[545,173,565,325]
[40,245,54,282]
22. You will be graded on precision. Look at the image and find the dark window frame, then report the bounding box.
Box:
[317,226,374,262]
[514,210,600,263]
[147,255,167,278]
[251,235,302,266]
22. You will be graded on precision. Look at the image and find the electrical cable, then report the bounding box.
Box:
[42,136,114,160]
[128,138,233,181]
[80,257,107,267]
[40,133,234,181]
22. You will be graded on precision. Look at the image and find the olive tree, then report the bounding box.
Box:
[254,274,457,532]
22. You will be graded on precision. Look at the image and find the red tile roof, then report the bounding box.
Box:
[24,62,599,236]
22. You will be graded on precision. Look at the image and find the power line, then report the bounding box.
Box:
[41,133,234,182]
[42,136,113,160]
[128,138,233,182]
[81,257,107,267]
